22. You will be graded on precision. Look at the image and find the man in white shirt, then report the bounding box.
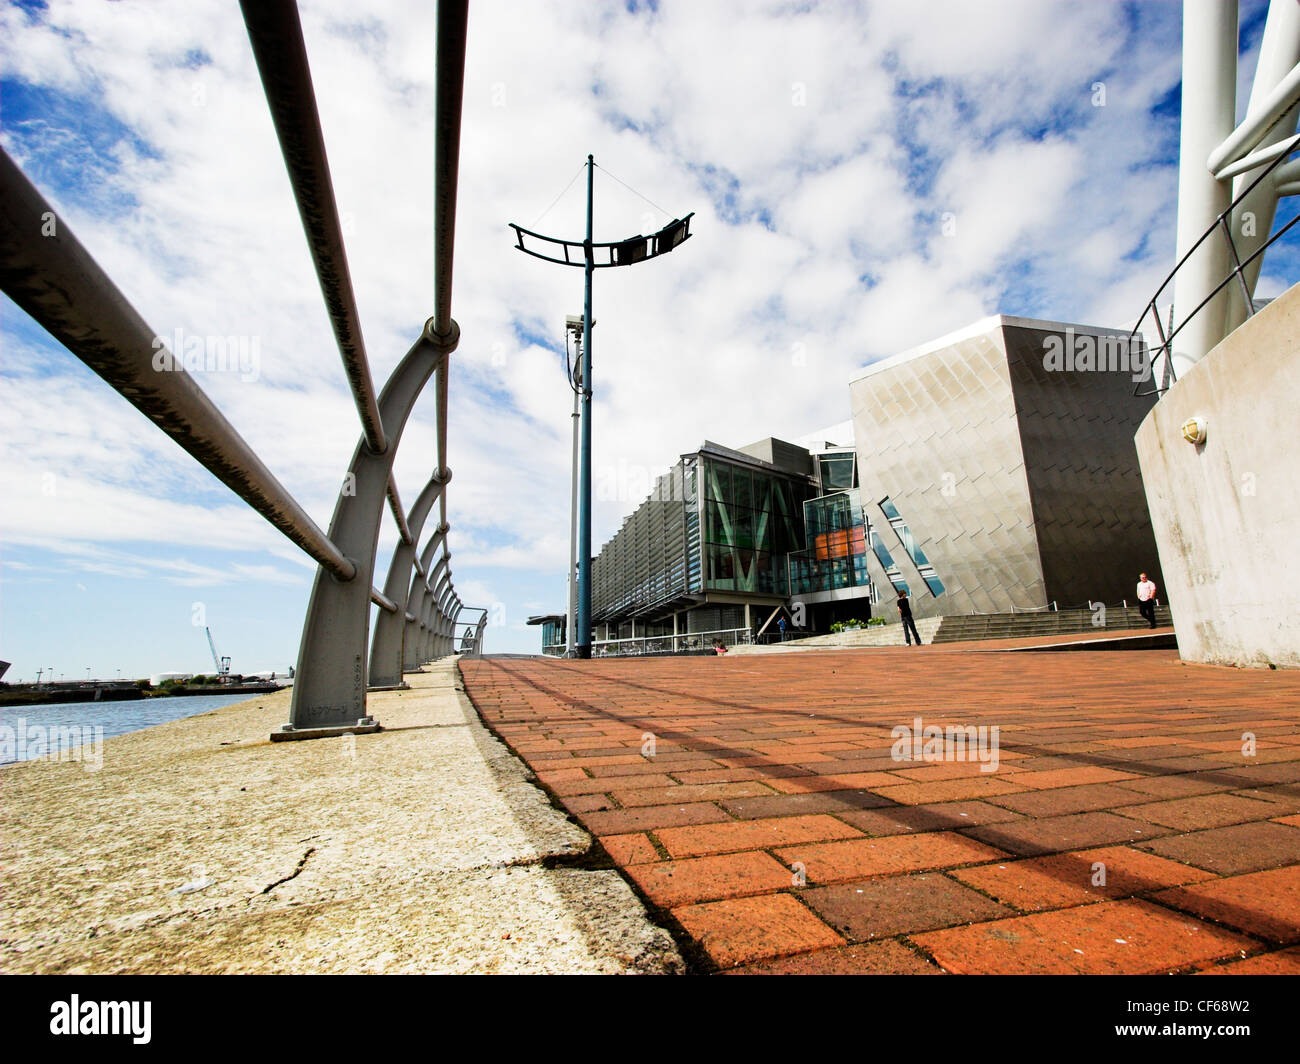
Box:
[1137,573,1158,629]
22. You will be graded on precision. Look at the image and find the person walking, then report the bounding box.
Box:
[897,589,922,646]
[1137,572,1158,629]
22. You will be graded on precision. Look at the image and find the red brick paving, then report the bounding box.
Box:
[460,645,1300,973]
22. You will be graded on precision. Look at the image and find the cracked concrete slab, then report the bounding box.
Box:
[0,659,682,974]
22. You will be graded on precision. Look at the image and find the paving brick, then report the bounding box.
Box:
[548,773,677,796]
[670,766,809,785]
[802,872,1012,940]
[911,899,1258,974]
[1231,786,1300,815]
[720,789,896,820]
[600,832,659,865]
[965,811,1169,857]
[869,776,1026,806]
[609,781,777,808]
[655,814,863,859]
[532,767,588,785]
[463,648,1300,976]
[1138,822,1300,875]
[836,800,1024,836]
[1153,865,1300,944]
[625,851,794,908]
[1199,946,1300,974]
[1003,766,1140,790]
[1111,775,1235,800]
[950,846,1216,912]
[576,802,731,836]
[587,759,718,777]
[726,939,942,975]
[767,771,903,794]
[671,894,844,969]
[563,794,615,814]
[888,761,1023,782]
[1114,793,1281,832]
[986,782,1154,817]
[773,832,1005,884]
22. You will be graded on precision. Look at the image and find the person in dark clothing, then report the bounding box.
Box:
[896,589,922,646]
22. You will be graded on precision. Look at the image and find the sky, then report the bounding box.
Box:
[1,0,1296,679]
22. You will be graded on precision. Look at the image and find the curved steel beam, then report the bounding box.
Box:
[281,320,458,735]
[369,472,447,686]
[404,540,447,670]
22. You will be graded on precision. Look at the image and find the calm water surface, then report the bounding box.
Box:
[0,692,267,765]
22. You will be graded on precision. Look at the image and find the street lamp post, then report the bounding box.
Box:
[510,155,693,658]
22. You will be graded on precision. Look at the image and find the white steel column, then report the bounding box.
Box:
[1225,0,1300,332]
[1172,0,1239,377]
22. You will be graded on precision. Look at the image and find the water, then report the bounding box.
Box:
[0,693,264,766]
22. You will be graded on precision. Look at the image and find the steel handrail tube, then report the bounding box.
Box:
[432,0,468,338]
[239,0,388,455]
[0,147,356,583]
[386,475,414,546]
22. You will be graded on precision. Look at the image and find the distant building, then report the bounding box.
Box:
[532,314,1164,652]
[849,315,1162,620]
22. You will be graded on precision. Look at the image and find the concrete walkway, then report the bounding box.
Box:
[461,647,1300,974]
[0,660,681,974]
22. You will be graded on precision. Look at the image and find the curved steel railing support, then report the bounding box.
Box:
[368,471,448,687]
[422,570,452,663]
[278,320,459,737]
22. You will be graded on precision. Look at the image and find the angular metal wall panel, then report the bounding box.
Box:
[851,325,1042,620]
[850,318,1164,621]
[1002,325,1163,608]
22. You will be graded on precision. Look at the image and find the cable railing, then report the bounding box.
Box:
[0,0,479,741]
[1129,133,1300,398]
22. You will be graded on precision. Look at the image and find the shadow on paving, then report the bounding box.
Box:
[462,652,1300,972]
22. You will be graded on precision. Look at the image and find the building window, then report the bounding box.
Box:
[817,452,857,492]
[878,497,945,597]
[869,524,910,597]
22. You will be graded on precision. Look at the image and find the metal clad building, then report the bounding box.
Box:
[849,315,1162,620]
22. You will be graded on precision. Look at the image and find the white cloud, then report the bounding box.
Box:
[0,0,1237,660]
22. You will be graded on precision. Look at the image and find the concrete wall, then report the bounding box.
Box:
[1134,282,1300,668]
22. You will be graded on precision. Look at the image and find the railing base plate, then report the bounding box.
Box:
[366,683,409,692]
[270,718,381,743]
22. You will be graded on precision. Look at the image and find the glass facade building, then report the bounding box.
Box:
[532,434,951,653]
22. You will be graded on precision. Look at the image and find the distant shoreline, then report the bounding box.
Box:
[0,682,284,708]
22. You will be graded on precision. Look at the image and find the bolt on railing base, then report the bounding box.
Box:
[270,718,380,743]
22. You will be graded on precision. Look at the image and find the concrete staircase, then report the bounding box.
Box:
[931,606,1172,644]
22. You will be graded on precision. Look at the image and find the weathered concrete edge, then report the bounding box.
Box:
[451,660,686,974]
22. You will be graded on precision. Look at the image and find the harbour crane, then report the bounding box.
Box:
[205,627,231,682]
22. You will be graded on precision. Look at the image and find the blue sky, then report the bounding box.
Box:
[1,0,1295,678]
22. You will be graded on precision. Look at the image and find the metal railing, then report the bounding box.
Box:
[0,0,480,740]
[1130,133,1300,398]
[585,626,754,657]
